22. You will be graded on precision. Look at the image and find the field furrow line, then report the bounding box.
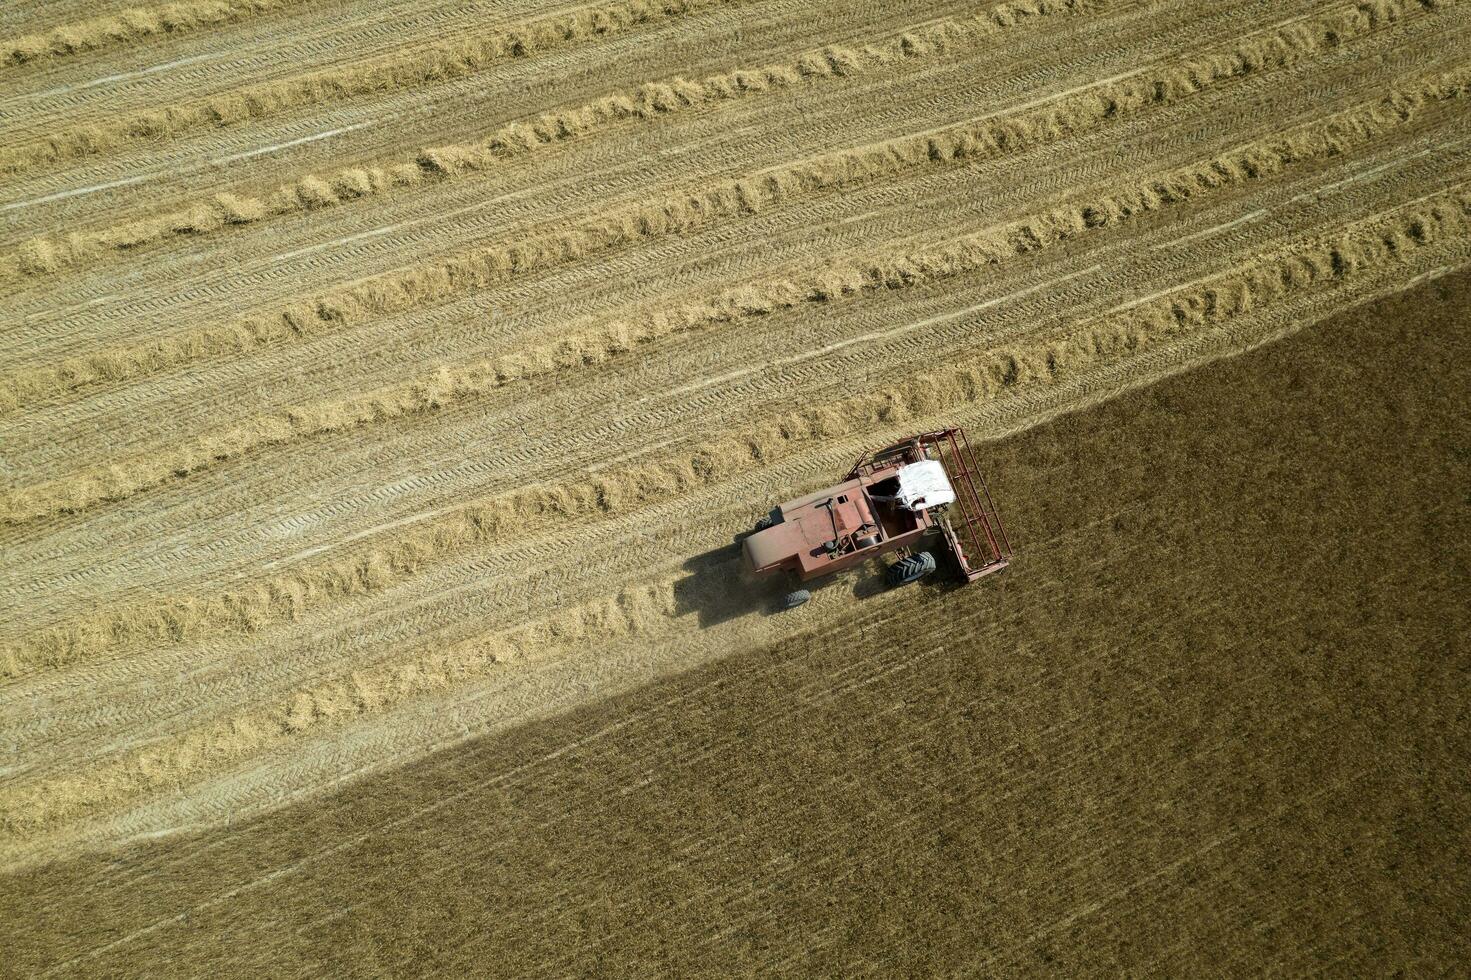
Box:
[0,0,1441,418]
[0,0,1273,248]
[1,0,313,70]
[0,0,1386,358]
[0,454,1395,860]
[3,66,1465,527]
[4,183,1465,682]
[0,0,753,177]
[0,113,1456,641]
[77,556,1217,941]
[0,0,1110,283]
[0,0,601,124]
[0,573,686,841]
[0,454,1254,847]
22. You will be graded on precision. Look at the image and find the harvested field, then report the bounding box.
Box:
[1,0,1468,971]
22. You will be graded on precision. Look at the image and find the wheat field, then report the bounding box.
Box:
[1,0,1468,972]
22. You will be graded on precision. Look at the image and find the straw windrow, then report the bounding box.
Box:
[4,61,1467,527]
[1,0,1442,419]
[5,183,1467,683]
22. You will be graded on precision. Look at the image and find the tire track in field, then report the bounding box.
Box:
[0,252,1148,731]
[48,571,1239,951]
[0,434,1229,843]
[22,348,1459,847]
[0,502,1171,851]
[0,422,1408,859]
[2,50,1375,492]
[1,0,1263,359]
[25,320,1459,941]
[0,0,1440,417]
[3,64,1464,527]
[0,0,750,177]
[0,0,1106,282]
[0,17,1447,565]
[0,0,311,69]
[5,185,1465,683]
[0,0,1027,242]
[0,0,1385,360]
[0,574,686,842]
[0,80,1456,631]
[0,0,575,122]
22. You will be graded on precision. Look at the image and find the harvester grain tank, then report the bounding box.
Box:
[743,427,1012,608]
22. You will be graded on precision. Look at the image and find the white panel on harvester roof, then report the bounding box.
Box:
[881,460,956,511]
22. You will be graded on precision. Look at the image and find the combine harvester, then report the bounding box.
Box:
[744,427,1012,609]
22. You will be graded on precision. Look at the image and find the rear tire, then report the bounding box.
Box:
[783,589,811,609]
[754,514,775,532]
[886,551,936,588]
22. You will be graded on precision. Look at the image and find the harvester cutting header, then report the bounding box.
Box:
[743,427,1012,609]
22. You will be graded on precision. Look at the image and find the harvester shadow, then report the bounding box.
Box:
[674,533,965,629]
[672,534,791,629]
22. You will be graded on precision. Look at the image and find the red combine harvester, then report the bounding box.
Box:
[743,427,1012,609]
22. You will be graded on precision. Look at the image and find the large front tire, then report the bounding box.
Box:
[886,551,936,588]
[783,589,811,609]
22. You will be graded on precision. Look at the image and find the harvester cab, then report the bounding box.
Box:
[742,427,1012,609]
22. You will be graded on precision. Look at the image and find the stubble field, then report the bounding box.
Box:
[1,0,1468,972]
